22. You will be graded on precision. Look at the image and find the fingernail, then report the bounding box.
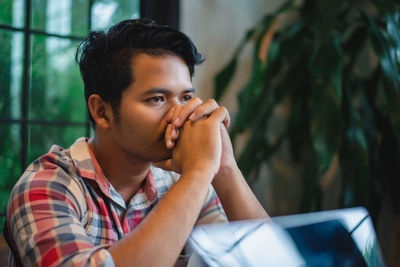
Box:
[174,118,180,126]
[189,113,195,120]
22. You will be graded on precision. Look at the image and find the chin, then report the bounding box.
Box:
[150,147,172,162]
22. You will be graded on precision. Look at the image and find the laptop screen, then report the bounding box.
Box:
[188,207,384,266]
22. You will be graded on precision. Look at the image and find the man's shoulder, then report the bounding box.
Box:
[12,138,90,192]
[22,145,72,179]
[8,138,90,215]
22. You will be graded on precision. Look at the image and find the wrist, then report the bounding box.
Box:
[215,162,240,180]
[181,168,215,184]
[212,163,242,190]
[181,160,219,179]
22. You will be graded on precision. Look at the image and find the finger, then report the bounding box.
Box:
[164,106,177,124]
[223,113,230,128]
[188,98,219,121]
[172,97,203,127]
[172,104,184,126]
[209,106,230,127]
[171,127,180,142]
[165,123,175,149]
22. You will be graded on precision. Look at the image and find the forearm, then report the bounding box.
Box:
[212,165,269,221]
[109,170,212,267]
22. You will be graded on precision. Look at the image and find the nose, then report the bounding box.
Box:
[166,97,182,111]
[162,98,182,123]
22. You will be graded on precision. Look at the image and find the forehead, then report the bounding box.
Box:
[131,53,189,78]
[126,53,192,94]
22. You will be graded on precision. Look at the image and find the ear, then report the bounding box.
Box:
[88,94,113,130]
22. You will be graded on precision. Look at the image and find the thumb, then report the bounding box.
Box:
[153,159,175,172]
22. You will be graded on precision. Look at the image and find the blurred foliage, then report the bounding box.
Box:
[215,0,400,222]
[0,0,141,229]
[31,0,89,36]
[0,0,88,224]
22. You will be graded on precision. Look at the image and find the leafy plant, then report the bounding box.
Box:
[215,0,400,225]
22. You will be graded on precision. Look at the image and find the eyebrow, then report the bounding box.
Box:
[142,88,195,95]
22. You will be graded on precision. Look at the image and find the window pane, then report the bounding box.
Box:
[28,124,86,163]
[0,123,21,213]
[91,0,140,31]
[29,35,86,122]
[0,29,24,119]
[31,0,89,36]
[0,0,25,28]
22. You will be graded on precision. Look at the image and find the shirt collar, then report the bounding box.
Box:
[70,137,158,208]
[70,137,96,180]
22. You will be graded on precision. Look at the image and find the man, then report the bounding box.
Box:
[5,19,268,266]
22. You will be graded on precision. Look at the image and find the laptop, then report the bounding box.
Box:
[187,207,384,267]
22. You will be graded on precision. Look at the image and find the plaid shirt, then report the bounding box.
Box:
[6,137,227,266]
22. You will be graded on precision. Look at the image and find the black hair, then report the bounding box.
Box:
[76,18,204,125]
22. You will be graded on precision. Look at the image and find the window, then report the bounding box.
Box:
[0,0,140,222]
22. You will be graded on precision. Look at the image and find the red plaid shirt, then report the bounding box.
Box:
[6,137,227,266]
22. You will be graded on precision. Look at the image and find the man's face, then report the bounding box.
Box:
[108,53,194,162]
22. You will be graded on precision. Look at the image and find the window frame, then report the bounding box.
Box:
[0,0,93,171]
[0,0,180,209]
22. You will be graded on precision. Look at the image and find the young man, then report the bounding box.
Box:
[5,19,268,266]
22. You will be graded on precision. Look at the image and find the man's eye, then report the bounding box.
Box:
[182,95,192,102]
[149,96,164,103]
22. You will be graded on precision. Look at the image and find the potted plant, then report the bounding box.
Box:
[215,0,400,264]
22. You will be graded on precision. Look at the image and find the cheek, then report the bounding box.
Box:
[120,106,166,135]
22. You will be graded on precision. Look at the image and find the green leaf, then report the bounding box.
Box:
[214,57,238,101]
[231,22,274,135]
[309,33,343,103]
[299,146,322,212]
[237,130,268,183]
[384,10,400,142]
[214,28,256,101]
[233,16,306,137]
[275,0,295,14]
[287,88,310,162]
[231,65,263,136]
[362,9,400,142]
[310,95,342,174]
[340,91,370,207]
[214,0,296,101]
[343,25,368,69]
[309,33,343,174]
[371,0,398,15]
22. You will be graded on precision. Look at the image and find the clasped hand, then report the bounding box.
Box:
[154,98,234,178]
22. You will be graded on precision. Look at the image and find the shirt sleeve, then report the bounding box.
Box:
[155,168,227,225]
[7,154,115,267]
[156,168,228,225]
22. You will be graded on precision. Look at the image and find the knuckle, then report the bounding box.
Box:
[175,104,184,111]
[190,97,203,105]
[173,105,182,116]
[206,98,218,107]
[219,106,228,113]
